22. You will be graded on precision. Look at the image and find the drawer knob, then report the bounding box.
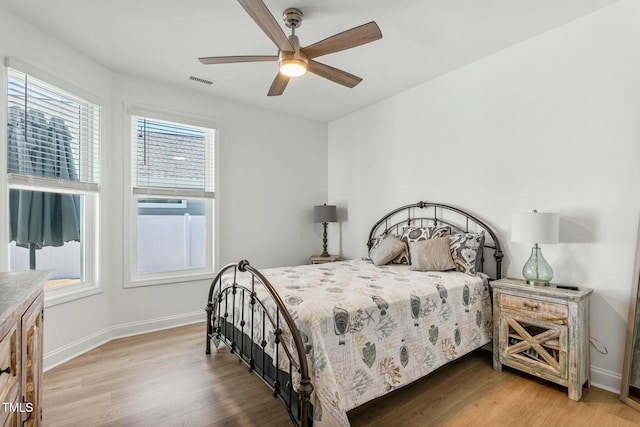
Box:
[0,366,10,376]
[522,302,541,310]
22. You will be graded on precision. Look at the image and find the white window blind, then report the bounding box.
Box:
[7,68,100,191]
[131,116,215,198]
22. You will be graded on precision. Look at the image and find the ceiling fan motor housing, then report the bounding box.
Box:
[283,8,303,29]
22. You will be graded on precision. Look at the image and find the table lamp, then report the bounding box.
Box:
[313,204,337,257]
[511,210,559,286]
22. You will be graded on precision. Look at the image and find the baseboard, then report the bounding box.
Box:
[591,366,622,394]
[110,311,204,340]
[43,311,204,372]
[43,327,112,372]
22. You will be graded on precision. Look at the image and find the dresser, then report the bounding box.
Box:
[0,271,49,427]
[491,278,593,401]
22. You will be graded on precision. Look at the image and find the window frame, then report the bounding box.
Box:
[123,105,217,288]
[3,57,103,307]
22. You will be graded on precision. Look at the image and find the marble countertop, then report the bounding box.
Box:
[0,270,51,325]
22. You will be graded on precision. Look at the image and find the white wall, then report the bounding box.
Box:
[0,5,328,369]
[328,0,640,392]
[0,6,115,369]
[109,73,327,330]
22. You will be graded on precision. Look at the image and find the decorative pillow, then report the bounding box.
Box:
[401,227,430,242]
[408,237,456,272]
[367,234,383,258]
[401,225,452,243]
[396,225,451,264]
[390,245,410,265]
[369,234,407,266]
[449,231,485,276]
[431,225,452,239]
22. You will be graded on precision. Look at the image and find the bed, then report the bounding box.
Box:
[205,201,503,426]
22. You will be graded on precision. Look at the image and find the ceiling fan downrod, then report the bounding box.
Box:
[280,7,307,77]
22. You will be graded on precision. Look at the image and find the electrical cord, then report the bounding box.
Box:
[590,337,608,355]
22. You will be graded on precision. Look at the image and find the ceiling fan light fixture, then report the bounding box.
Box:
[280,58,307,77]
[279,50,307,77]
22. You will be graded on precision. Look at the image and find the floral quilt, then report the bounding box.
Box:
[218,259,492,426]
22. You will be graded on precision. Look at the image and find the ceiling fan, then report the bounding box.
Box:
[198,0,383,96]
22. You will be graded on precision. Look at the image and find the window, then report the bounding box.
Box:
[127,114,215,285]
[6,65,100,300]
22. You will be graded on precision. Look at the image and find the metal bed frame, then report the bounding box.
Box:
[205,201,503,426]
[367,201,503,279]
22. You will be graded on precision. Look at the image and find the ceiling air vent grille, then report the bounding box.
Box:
[189,76,215,85]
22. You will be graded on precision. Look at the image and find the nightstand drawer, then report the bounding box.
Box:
[499,294,568,320]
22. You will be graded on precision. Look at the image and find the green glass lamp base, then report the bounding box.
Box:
[522,244,553,286]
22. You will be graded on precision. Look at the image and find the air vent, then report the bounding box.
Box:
[189,76,215,85]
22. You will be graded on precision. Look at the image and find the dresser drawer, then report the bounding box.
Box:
[0,324,18,403]
[499,294,568,320]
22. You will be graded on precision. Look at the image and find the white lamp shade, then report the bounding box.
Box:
[511,211,559,244]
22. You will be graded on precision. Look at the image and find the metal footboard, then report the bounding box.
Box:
[206,259,313,426]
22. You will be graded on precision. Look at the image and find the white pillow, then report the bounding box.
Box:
[370,234,406,266]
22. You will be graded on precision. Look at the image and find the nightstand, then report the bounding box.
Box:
[491,278,593,401]
[310,255,339,264]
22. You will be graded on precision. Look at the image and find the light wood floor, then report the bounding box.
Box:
[44,322,640,426]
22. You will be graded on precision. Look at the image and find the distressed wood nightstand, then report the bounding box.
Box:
[310,255,339,264]
[491,278,593,401]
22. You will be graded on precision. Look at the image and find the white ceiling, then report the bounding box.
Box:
[0,0,620,122]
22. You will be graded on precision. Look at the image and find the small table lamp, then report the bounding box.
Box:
[313,204,337,257]
[511,210,559,286]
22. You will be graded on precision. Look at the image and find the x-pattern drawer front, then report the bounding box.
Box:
[501,313,568,379]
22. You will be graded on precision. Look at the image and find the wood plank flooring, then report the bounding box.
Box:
[43,322,640,426]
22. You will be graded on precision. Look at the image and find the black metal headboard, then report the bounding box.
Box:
[367,201,503,279]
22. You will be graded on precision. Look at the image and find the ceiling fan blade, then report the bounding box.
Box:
[301,21,382,59]
[307,60,362,88]
[238,0,294,52]
[199,55,278,65]
[268,73,290,96]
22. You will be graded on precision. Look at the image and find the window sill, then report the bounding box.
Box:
[44,282,104,308]
[125,269,214,288]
